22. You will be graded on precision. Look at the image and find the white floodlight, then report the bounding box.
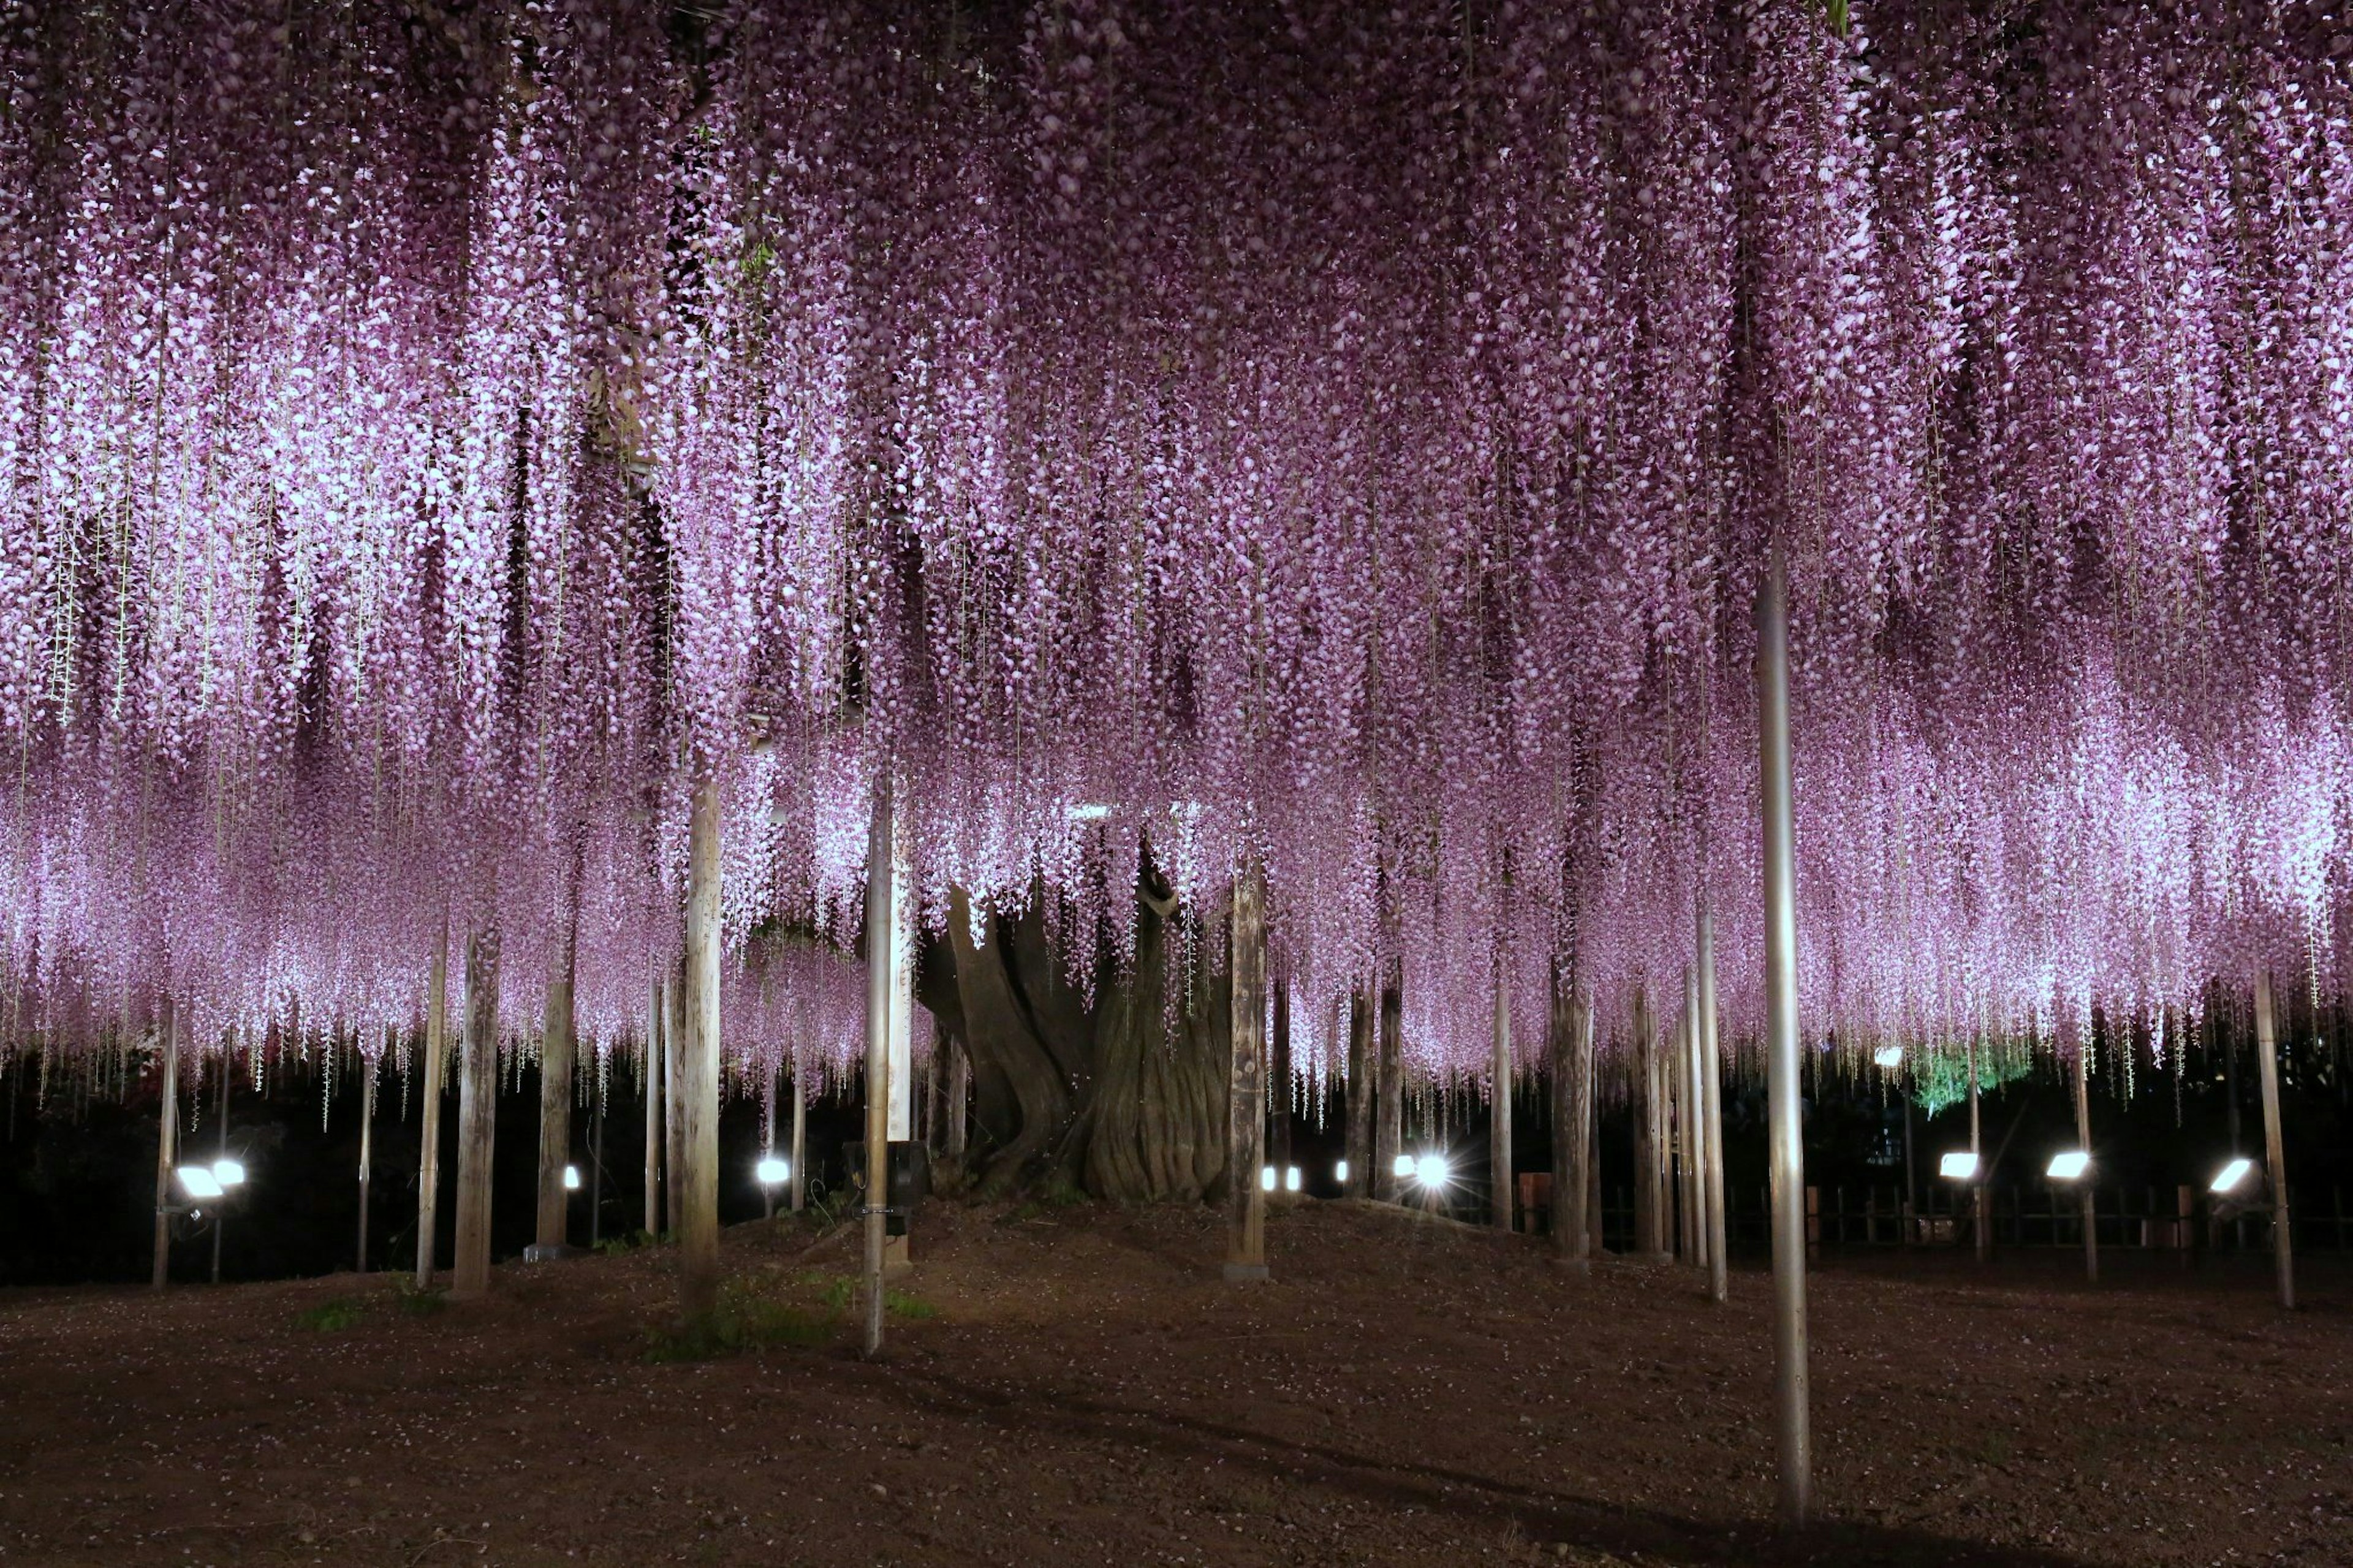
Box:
[1066,803,1113,822]
[1391,1153,1415,1179]
[756,1156,790,1186]
[1334,1160,1349,1184]
[2045,1149,2090,1181]
[2211,1156,2254,1194]
[211,1158,247,1187]
[1413,1152,1449,1187]
[1284,1166,1302,1192]
[1259,1164,1277,1191]
[564,1164,582,1191]
[176,1165,225,1199]
[1939,1151,1980,1181]
[1872,1045,1904,1069]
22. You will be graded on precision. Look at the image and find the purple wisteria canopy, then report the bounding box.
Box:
[3,0,2351,1086]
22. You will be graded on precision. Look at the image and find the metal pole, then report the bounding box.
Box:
[1698,897,1728,1305]
[2072,1036,2096,1284]
[1755,556,1811,1528]
[863,768,893,1358]
[2254,972,2295,1310]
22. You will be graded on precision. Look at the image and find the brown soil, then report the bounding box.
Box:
[1,1199,2346,1567]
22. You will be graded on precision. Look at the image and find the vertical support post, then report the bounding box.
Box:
[1682,968,1706,1270]
[357,1051,376,1273]
[1491,969,1513,1230]
[2254,972,2295,1310]
[665,966,685,1238]
[452,927,501,1300]
[679,770,723,1324]
[862,768,894,1358]
[1344,989,1373,1199]
[1969,1037,1989,1263]
[1552,972,1593,1268]
[1756,557,1812,1528]
[789,1053,808,1213]
[1270,976,1294,1179]
[590,1061,605,1249]
[2072,1036,2097,1283]
[1374,976,1403,1201]
[151,1000,178,1292]
[536,908,578,1254]
[211,1041,230,1285]
[1631,986,1656,1256]
[417,926,449,1289]
[762,1060,778,1222]
[1226,860,1269,1281]
[1699,899,1729,1304]
[644,969,664,1237]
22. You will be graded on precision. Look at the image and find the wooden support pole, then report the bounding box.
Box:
[536,914,578,1254]
[1491,969,1513,1231]
[416,926,449,1289]
[644,970,664,1237]
[862,770,893,1358]
[1374,976,1403,1202]
[1682,966,1706,1271]
[151,1000,178,1292]
[1270,976,1294,1177]
[1757,554,1812,1526]
[1552,971,1593,1268]
[1631,985,1658,1256]
[1226,860,1269,1281]
[942,1039,967,1167]
[1699,899,1729,1304]
[357,1051,376,1273]
[789,1053,808,1212]
[452,927,501,1300]
[1969,1036,1989,1263]
[762,1060,778,1222]
[2254,972,2295,1310]
[665,961,686,1238]
[678,771,723,1324]
[1344,988,1373,1199]
[2072,1036,2097,1284]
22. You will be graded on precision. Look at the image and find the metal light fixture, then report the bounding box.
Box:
[1412,1152,1449,1187]
[1259,1164,1276,1191]
[1333,1159,1349,1184]
[211,1158,247,1187]
[1390,1153,1415,1179]
[176,1165,225,1199]
[1939,1151,1980,1181]
[563,1164,582,1191]
[2045,1149,2090,1181]
[1872,1045,1903,1069]
[1284,1166,1302,1192]
[756,1156,790,1186]
[2211,1156,2254,1194]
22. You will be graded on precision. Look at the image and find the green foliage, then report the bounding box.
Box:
[642,1276,838,1363]
[391,1277,447,1317]
[884,1288,938,1321]
[294,1298,365,1332]
[595,1229,659,1257]
[1912,1039,2034,1118]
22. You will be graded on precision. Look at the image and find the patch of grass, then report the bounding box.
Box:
[595,1228,659,1257]
[884,1287,938,1321]
[642,1277,838,1363]
[294,1299,365,1332]
[820,1273,854,1312]
[390,1277,448,1317]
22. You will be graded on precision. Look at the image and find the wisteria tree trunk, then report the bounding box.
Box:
[919,878,1230,1203]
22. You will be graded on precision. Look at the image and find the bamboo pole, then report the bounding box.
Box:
[1491,968,1513,1231]
[357,1050,376,1273]
[1756,555,1812,1528]
[2254,972,2295,1310]
[451,927,500,1300]
[150,1000,177,1292]
[1699,898,1729,1305]
[416,925,449,1289]
[678,771,723,1324]
[1226,860,1269,1281]
[862,770,894,1358]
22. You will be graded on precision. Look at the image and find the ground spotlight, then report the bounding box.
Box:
[211,1158,246,1187]
[756,1156,790,1186]
[2211,1156,2254,1194]
[1284,1166,1301,1192]
[1259,1164,1276,1191]
[1334,1160,1349,1184]
[2045,1150,2090,1181]
[564,1164,582,1191]
[1390,1153,1415,1180]
[176,1165,225,1200]
[1412,1152,1449,1187]
[1873,1045,1903,1069]
[1939,1151,1979,1181]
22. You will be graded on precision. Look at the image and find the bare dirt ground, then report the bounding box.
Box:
[1,1197,2347,1567]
